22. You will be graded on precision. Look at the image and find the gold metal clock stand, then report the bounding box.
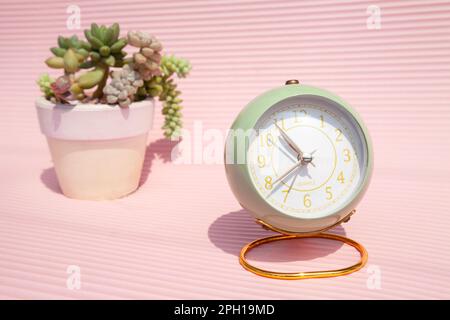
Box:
[239,213,368,280]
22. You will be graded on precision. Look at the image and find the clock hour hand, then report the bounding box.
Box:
[275,122,303,159]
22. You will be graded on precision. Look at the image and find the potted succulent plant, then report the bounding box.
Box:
[36,23,191,200]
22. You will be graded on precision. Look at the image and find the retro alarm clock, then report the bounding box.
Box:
[224,80,373,279]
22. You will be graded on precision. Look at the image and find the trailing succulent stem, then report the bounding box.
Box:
[144,55,191,139]
[39,22,191,139]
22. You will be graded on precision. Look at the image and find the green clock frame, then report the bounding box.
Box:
[224,83,374,234]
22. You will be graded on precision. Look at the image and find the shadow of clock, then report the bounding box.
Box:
[208,209,346,262]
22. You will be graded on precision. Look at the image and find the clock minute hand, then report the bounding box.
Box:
[272,160,303,186]
[275,123,303,159]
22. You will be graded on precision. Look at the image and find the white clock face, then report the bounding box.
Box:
[248,95,368,219]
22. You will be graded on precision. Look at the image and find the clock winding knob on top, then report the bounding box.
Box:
[285,79,299,85]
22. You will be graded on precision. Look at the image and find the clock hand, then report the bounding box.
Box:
[273,139,297,163]
[271,148,318,189]
[272,160,303,186]
[302,149,317,167]
[275,123,303,159]
[274,167,298,199]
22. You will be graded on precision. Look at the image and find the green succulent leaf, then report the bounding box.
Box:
[103,55,115,67]
[77,48,89,58]
[110,38,127,53]
[51,47,66,57]
[161,55,191,78]
[57,36,69,49]
[99,46,111,57]
[97,25,108,43]
[69,35,80,48]
[80,41,92,51]
[137,86,147,97]
[75,53,85,62]
[79,60,94,69]
[90,51,101,62]
[64,49,79,73]
[45,56,64,69]
[91,23,100,38]
[77,67,106,89]
[36,74,55,98]
[148,87,162,97]
[84,30,104,49]
[110,23,120,43]
[104,27,115,46]
[70,83,83,95]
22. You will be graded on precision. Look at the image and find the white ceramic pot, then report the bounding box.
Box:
[36,97,154,200]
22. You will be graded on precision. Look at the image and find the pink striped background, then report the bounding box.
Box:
[1,0,450,299]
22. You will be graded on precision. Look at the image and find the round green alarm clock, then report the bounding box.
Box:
[224,80,373,279]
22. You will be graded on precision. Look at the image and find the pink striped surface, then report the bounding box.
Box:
[1,0,450,299]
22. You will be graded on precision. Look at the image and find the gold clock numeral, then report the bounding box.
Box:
[257,155,266,168]
[294,109,307,123]
[282,189,290,203]
[320,115,325,128]
[260,133,275,148]
[281,117,286,129]
[267,133,274,146]
[325,186,333,200]
[264,176,273,190]
[335,128,343,142]
[343,149,351,163]
[337,171,345,184]
[274,117,286,130]
[303,194,311,208]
